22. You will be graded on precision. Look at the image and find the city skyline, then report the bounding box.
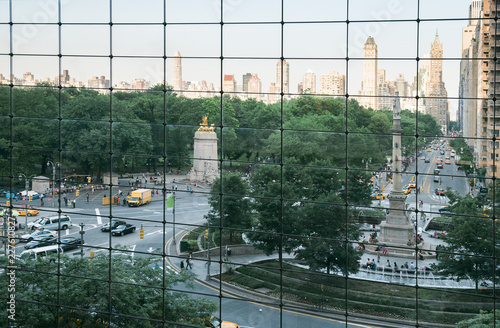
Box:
[0,0,478,117]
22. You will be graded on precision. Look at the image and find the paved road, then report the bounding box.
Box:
[7,173,451,327]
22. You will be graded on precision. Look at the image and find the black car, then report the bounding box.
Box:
[111,224,136,236]
[101,220,127,232]
[59,237,84,251]
[437,164,444,169]
[24,235,57,249]
[435,188,445,196]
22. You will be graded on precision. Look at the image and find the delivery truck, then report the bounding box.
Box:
[127,189,152,207]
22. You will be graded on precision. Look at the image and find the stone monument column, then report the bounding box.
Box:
[188,115,219,183]
[379,92,414,245]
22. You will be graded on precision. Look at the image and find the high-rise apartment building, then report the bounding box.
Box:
[424,31,449,134]
[276,59,289,95]
[318,71,345,96]
[223,74,236,94]
[358,36,378,110]
[247,74,262,101]
[461,0,500,176]
[173,51,183,94]
[88,76,110,91]
[302,69,316,94]
[377,69,394,110]
[469,0,482,24]
[242,73,252,92]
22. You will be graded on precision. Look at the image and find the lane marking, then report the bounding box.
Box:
[96,208,102,225]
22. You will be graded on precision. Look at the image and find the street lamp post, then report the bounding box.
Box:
[79,222,85,258]
[172,193,176,244]
[47,161,59,208]
[18,173,35,233]
[362,158,371,171]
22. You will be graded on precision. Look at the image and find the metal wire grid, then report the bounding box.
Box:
[0,0,498,327]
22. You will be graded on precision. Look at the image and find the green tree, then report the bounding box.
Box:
[435,195,500,290]
[295,193,362,275]
[205,172,252,242]
[456,310,500,328]
[0,254,216,328]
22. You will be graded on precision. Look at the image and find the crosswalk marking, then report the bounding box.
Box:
[95,208,102,225]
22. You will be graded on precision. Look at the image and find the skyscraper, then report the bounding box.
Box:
[276,59,289,95]
[242,73,252,92]
[247,74,262,101]
[425,31,449,134]
[318,71,345,96]
[173,51,183,93]
[223,74,236,94]
[358,36,378,110]
[302,69,316,94]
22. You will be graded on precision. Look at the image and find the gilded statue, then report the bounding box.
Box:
[198,114,215,132]
[201,114,208,126]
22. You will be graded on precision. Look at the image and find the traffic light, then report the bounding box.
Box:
[90,251,95,258]
[6,201,9,206]
[412,176,415,182]
[206,230,209,239]
[76,190,80,196]
[28,195,32,202]
[140,229,144,239]
[382,185,385,191]
[371,176,374,182]
[450,175,453,180]
[87,177,91,183]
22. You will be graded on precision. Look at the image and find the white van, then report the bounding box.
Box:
[18,245,64,260]
[30,215,72,231]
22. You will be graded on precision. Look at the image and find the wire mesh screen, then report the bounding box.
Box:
[0,0,498,327]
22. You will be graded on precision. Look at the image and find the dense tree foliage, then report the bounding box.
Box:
[0,86,442,181]
[0,254,216,328]
[435,194,500,290]
[205,173,252,241]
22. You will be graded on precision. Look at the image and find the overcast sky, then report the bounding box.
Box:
[0,0,477,118]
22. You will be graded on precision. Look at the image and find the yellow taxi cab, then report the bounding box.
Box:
[445,156,450,160]
[403,186,412,194]
[205,316,239,328]
[371,193,387,200]
[17,208,39,216]
[445,160,451,164]
[427,149,432,152]
[408,183,416,189]
[436,159,442,165]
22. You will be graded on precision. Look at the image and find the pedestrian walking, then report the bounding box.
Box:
[72,199,76,208]
[187,251,193,270]
[180,260,185,270]
[86,193,89,203]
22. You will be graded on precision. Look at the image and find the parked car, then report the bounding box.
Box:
[20,229,57,242]
[59,237,84,251]
[24,235,57,249]
[435,188,445,196]
[111,224,136,236]
[101,220,127,232]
